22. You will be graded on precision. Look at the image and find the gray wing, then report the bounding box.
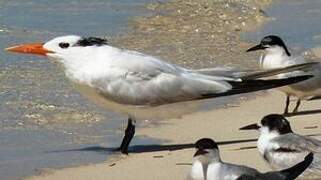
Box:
[261,153,314,180]
[222,162,260,179]
[276,152,313,180]
[92,67,234,105]
[189,62,319,80]
[240,62,320,80]
[271,134,321,153]
[237,153,313,180]
[187,66,248,78]
[270,134,321,175]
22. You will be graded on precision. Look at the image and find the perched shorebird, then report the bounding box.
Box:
[247,35,321,114]
[188,138,312,180]
[5,35,314,154]
[240,114,321,178]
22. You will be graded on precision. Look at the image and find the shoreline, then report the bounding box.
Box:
[24,0,285,179]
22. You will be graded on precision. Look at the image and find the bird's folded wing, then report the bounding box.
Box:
[91,67,233,105]
[277,153,314,180]
[108,49,243,83]
[240,62,320,80]
[271,134,321,153]
[187,66,248,78]
[190,62,319,80]
[200,75,312,99]
[242,153,313,180]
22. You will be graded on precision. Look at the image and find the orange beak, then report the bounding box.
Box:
[5,43,53,56]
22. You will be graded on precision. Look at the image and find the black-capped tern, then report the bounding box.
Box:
[240,114,321,178]
[247,35,321,114]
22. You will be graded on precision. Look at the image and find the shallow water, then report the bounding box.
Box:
[244,0,321,50]
[0,0,165,179]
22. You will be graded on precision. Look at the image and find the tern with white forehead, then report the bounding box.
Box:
[240,114,321,178]
[5,35,314,154]
[247,35,321,114]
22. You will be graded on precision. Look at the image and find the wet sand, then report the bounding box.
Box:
[24,0,321,179]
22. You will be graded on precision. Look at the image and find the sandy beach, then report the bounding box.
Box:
[22,0,321,180]
[27,91,321,180]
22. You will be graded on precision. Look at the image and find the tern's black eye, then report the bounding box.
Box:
[59,42,70,49]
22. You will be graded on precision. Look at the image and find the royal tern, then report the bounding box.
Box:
[5,35,314,153]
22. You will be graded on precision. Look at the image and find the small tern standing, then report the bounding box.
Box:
[240,114,321,178]
[188,138,312,180]
[5,35,313,154]
[247,35,321,114]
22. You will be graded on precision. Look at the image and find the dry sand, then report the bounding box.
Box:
[27,91,321,180]
[23,0,321,179]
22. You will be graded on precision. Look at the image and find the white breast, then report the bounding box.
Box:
[207,163,246,180]
[257,128,279,156]
[190,160,205,180]
[260,53,294,70]
[207,163,221,180]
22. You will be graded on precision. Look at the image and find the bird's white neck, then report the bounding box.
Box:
[260,46,292,69]
[191,152,220,180]
[49,46,117,86]
[257,127,279,155]
[190,160,206,180]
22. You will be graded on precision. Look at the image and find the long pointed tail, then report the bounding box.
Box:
[201,75,313,99]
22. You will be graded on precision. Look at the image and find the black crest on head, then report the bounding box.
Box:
[195,138,218,150]
[261,35,291,56]
[261,114,293,134]
[75,37,108,47]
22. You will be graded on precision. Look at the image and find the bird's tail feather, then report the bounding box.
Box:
[200,75,313,99]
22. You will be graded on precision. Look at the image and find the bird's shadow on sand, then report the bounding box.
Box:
[47,138,258,155]
[285,108,321,117]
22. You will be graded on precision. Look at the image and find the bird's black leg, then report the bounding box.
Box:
[117,118,136,154]
[292,99,301,113]
[284,95,290,115]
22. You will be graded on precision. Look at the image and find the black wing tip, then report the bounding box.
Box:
[200,75,313,100]
[275,75,313,86]
[290,75,313,82]
[304,152,314,164]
